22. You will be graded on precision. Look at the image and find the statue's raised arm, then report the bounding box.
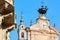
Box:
[3,13,13,17]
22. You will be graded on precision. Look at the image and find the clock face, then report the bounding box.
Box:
[43,23,47,28]
[40,21,48,29]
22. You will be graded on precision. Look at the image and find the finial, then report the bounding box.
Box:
[21,12,23,19]
[53,23,56,28]
[30,20,32,26]
[20,12,24,25]
[38,0,48,16]
[41,0,44,7]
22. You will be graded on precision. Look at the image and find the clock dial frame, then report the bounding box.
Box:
[40,21,49,29]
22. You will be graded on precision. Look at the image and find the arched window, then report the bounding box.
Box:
[22,26,23,28]
[21,32,24,38]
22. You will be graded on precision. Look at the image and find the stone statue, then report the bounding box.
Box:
[0,13,15,40]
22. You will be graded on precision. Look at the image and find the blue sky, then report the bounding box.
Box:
[10,0,60,40]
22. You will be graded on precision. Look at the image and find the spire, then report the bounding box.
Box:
[38,0,48,16]
[30,20,32,26]
[53,23,56,28]
[20,12,24,25]
[41,0,44,7]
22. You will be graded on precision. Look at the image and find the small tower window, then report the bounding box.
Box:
[21,32,24,38]
[22,26,23,28]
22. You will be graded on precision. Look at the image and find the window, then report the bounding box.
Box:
[21,32,24,38]
[22,26,23,28]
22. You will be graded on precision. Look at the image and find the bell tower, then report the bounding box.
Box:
[18,12,27,40]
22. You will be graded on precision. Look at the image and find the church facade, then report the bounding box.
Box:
[27,16,59,40]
